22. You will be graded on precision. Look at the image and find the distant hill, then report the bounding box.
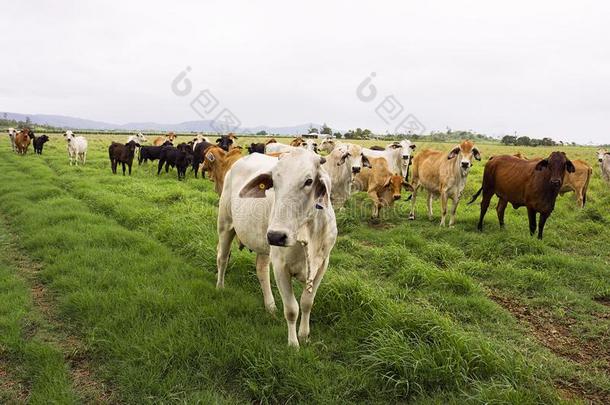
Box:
[0,112,319,135]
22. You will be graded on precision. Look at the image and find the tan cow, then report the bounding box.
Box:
[559,159,592,208]
[14,129,34,155]
[153,132,177,146]
[409,140,481,226]
[202,146,243,195]
[357,157,412,218]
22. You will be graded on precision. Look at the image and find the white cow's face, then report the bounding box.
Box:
[598,149,608,163]
[239,149,330,247]
[137,133,147,142]
[345,144,370,174]
[8,128,16,137]
[319,139,335,153]
[63,130,74,141]
[300,139,318,153]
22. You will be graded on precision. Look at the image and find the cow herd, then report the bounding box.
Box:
[5,127,610,346]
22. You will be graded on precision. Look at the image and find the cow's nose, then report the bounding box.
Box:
[599,159,603,162]
[267,231,288,246]
[352,167,361,174]
[461,161,470,169]
[402,155,410,160]
[550,179,561,187]
[393,194,401,200]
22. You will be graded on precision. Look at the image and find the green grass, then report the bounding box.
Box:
[0,135,608,403]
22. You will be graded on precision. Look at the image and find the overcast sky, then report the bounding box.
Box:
[1,1,609,143]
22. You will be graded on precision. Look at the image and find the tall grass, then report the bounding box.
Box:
[0,135,608,403]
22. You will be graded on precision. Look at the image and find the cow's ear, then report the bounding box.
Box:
[402,181,414,191]
[338,152,350,165]
[472,147,481,161]
[314,175,330,209]
[566,159,576,173]
[383,176,392,188]
[362,154,371,168]
[239,173,273,198]
[216,138,221,143]
[447,146,460,160]
[535,159,548,171]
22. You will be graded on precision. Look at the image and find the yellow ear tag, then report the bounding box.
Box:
[259,183,266,190]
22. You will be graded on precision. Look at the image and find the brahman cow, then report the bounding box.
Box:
[14,128,34,155]
[33,134,49,154]
[322,143,370,208]
[109,140,139,175]
[318,139,336,153]
[355,157,413,218]
[408,140,481,226]
[469,152,575,239]
[7,128,17,152]
[201,146,243,195]
[63,131,88,165]
[153,132,177,146]
[217,149,337,346]
[599,149,610,184]
[363,140,416,180]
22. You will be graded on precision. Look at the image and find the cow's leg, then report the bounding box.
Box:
[368,190,381,218]
[527,207,537,236]
[122,162,126,175]
[157,159,164,175]
[449,195,459,227]
[298,258,328,343]
[427,192,434,220]
[537,212,549,239]
[216,224,235,289]
[111,160,116,174]
[274,265,299,347]
[82,152,87,165]
[439,190,448,226]
[128,163,132,175]
[477,190,493,231]
[496,198,508,228]
[576,188,584,208]
[256,254,276,313]
[408,181,419,220]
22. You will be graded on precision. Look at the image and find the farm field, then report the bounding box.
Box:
[0,134,609,404]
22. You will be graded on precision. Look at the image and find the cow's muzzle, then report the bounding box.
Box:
[267,230,288,246]
[461,161,471,169]
[393,194,401,201]
[550,179,561,187]
[352,167,361,174]
[599,158,603,162]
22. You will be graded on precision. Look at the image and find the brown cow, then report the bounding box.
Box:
[202,146,243,195]
[356,157,413,218]
[14,128,34,155]
[153,132,177,146]
[512,153,591,208]
[469,152,575,239]
[408,140,481,226]
[290,137,304,147]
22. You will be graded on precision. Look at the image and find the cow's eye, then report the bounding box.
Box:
[304,178,313,187]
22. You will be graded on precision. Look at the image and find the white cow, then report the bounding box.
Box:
[265,142,294,154]
[217,149,337,347]
[7,128,17,152]
[63,130,88,166]
[192,133,210,150]
[127,132,147,144]
[363,140,416,179]
[323,143,370,208]
[318,139,336,154]
[599,148,610,184]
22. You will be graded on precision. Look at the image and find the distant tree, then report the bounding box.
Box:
[332,131,342,138]
[2,113,7,120]
[320,123,332,135]
[25,116,31,126]
[308,125,319,134]
[541,137,555,146]
[501,135,517,145]
[256,130,267,136]
[516,136,531,146]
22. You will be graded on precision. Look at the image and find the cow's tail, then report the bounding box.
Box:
[468,187,483,205]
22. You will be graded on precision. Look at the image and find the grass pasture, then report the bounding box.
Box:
[0,134,608,404]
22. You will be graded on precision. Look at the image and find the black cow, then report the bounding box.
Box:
[157,143,193,180]
[33,134,49,154]
[247,143,266,154]
[109,140,139,175]
[139,141,173,164]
